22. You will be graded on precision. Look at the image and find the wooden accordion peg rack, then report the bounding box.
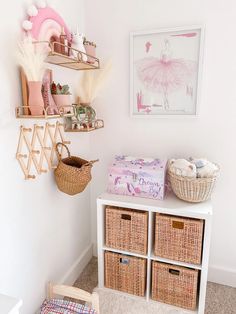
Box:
[16,121,71,180]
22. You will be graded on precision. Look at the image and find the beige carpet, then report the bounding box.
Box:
[74,257,236,314]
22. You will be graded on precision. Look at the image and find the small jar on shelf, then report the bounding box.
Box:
[83,39,96,64]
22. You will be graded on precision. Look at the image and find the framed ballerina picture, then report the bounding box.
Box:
[130,26,204,116]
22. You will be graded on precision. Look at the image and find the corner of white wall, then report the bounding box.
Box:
[208,265,236,288]
[84,0,236,289]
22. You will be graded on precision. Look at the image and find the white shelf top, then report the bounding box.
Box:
[0,294,22,314]
[102,246,202,270]
[97,192,212,218]
[150,255,202,270]
[103,246,148,259]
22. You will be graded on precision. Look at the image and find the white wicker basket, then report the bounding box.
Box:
[168,165,219,203]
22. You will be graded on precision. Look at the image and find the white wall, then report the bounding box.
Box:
[0,1,93,314]
[85,0,236,287]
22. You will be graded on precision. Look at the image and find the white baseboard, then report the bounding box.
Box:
[60,244,93,285]
[35,245,93,314]
[93,242,98,257]
[208,265,236,287]
[58,242,236,288]
[92,242,236,288]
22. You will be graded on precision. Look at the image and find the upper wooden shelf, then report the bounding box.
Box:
[44,41,100,71]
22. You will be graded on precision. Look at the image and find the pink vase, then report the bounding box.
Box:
[52,94,71,113]
[42,80,59,115]
[84,44,96,64]
[28,81,44,116]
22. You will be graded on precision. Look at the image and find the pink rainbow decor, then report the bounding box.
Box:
[37,19,62,42]
[23,6,71,42]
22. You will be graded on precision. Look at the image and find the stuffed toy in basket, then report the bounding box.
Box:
[54,143,98,196]
[168,158,219,202]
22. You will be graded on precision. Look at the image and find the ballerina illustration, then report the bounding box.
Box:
[136,39,196,110]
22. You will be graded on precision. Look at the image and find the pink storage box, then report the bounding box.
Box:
[107,156,167,200]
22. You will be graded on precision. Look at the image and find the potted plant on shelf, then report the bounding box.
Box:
[74,60,112,129]
[51,81,72,113]
[16,37,47,116]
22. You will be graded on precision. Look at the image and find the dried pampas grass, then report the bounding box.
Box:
[16,37,48,81]
[77,60,112,103]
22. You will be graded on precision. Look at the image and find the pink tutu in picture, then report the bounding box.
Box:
[136,56,196,94]
[135,39,197,110]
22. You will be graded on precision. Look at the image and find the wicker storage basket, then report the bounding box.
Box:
[105,206,148,255]
[154,214,204,264]
[168,167,219,203]
[54,143,98,195]
[152,261,199,310]
[105,251,146,297]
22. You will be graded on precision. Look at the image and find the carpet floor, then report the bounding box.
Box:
[74,257,236,314]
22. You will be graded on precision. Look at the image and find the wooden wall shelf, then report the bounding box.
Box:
[46,53,99,71]
[38,41,100,71]
[15,106,74,120]
[64,126,103,132]
[64,119,104,132]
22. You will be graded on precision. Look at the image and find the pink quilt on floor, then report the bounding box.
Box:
[40,299,97,314]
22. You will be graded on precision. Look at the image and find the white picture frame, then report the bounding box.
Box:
[130,25,204,117]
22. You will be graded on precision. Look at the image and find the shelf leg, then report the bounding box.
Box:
[97,201,105,289]
[198,215,212,314]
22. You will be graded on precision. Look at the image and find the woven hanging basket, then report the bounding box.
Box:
[168,164,219,203]
[54,142,98,195]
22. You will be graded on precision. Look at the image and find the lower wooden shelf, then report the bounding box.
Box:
[64,125,104,132]
[64,119,104,132]
[16,105,104,133]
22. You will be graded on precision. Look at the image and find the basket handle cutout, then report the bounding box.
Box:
[56,142,70,160]
[172,221,184,229]
[169,269,180,276]
[121,214,131,221]
[120,257,130,265]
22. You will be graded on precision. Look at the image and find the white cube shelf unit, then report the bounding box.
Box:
[97,192,212,314]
